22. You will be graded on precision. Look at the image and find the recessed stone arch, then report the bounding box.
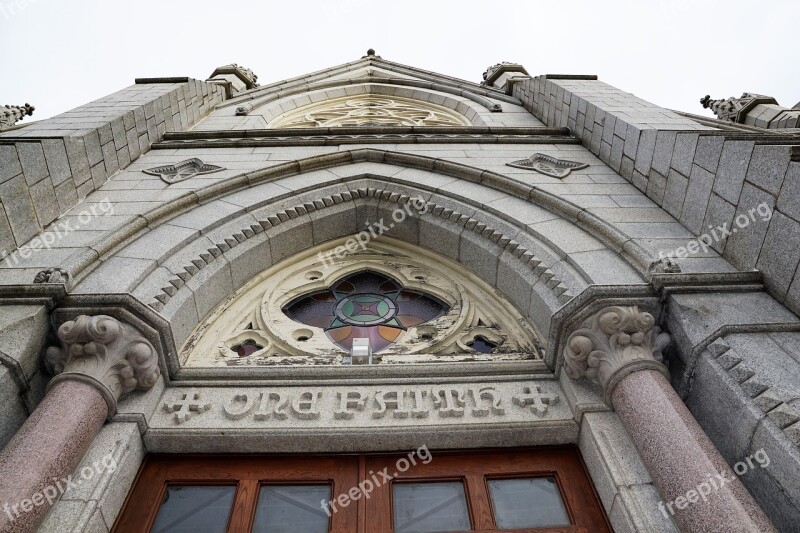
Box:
[67,150,656,364]
[245,83,491,127]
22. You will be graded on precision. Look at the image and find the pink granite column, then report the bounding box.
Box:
[563,305,775,532]
[0,315,161,533]
[612,369,774,532]
[0,381,107,533]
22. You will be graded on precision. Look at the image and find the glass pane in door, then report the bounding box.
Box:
[488,477,570,529]
[252,484,331,533]
[392,481,471,533]
[151,485,236,533]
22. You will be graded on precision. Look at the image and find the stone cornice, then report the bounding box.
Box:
[44,315,161,416]
[563,305,670,404]
[154,126,574,149]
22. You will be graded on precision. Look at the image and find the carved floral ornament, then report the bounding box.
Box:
[506,153,589,178]
[182,238,543,367]
[268,95,472,128]
[143,158,225,184]
[563,306,671,404]
[44,315,161,415]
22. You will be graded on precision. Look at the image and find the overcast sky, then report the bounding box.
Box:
[1,0,798,121]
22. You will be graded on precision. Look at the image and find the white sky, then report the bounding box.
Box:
[1,0,798,121]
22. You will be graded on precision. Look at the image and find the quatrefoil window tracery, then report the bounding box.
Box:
[283,271,448,353]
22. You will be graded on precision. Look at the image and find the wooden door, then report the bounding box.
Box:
[113,447,610,532]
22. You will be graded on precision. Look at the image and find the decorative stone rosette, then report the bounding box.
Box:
[45,315,161,415]
[563,306,671,403]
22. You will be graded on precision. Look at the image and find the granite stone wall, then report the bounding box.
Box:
[514,76,800,314]
[0,79,225,259]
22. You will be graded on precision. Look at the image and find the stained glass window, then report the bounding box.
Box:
[283,271,448,353]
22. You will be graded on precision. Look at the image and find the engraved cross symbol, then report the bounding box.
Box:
[163,392,212,424]
[513,386,559,417]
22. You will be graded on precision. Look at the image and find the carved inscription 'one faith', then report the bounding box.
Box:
[163,385,560,425]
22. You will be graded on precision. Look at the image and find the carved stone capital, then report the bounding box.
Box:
[563,306,670,404]
[44,315,161,415]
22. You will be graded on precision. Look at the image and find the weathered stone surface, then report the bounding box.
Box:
[15,142,49,186]
[0,366,28,450]
[748,419,800,532]
[713,140,754,204]
[0,145,21,184]
[745,145,791,196]
[723,183,775,270]
[680,164,715,234]
[684,352,763,461]
[662,169,688,219]
[757,211,800,298]
[670,133,699,177]
[693,135,724,174]
[0,174,39,245]
[776,162,800,222]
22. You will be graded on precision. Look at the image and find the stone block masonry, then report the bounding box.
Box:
[0,79,226,257]
[514,76,800,315]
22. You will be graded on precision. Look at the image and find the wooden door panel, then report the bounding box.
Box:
[113,455,359,533]
[113,448,609,533]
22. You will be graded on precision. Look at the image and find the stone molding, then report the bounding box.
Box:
[705,338,800,446]
[147,186,573,312]
[52,149,664,290]
[44,315,161,415]
[219,75,517,116]
[563,305,670,403]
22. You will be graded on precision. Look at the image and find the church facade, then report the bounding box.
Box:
[0,52,799,532]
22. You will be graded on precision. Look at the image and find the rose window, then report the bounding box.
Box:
[283,271,448,353]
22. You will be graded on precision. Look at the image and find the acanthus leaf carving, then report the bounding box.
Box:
[45,315,161,415]
[563,306,670,403]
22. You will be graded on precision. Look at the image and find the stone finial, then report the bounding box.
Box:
[563,306,670,403]
[362,48,381,59]
[0,103,34,129]
[481,62,530,92]
[44,315,161,415]
[700,93,778,123]
[207,64,259,97]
